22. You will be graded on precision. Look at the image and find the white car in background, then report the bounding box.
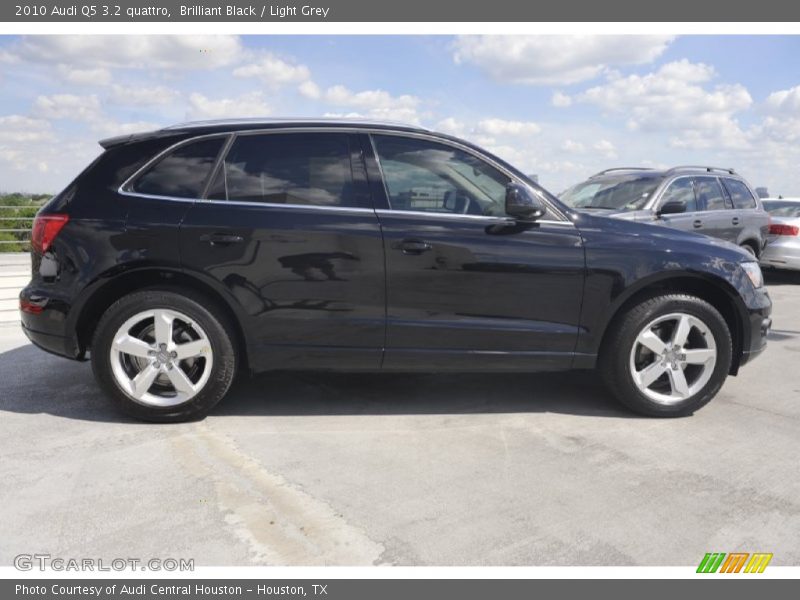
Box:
[761,198,800,271]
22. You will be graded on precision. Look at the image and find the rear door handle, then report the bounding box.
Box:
[693,220,703,229]
[732,217,740,225]
[398,239,432,255]
[200,233,244,246]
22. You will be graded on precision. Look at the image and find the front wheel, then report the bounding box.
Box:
[600,294,733,417]
[91,289,237,422]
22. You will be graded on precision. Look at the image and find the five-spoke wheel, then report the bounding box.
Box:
[601,294,732,417]
[92,290,236,422]
[110,308,214,406]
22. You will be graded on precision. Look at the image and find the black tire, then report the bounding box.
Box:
[91,289,237,422]
[599,294,733,417]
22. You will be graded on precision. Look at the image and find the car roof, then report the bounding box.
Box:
[98,117,434,149]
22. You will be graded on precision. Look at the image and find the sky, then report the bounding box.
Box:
[2,34,800,195]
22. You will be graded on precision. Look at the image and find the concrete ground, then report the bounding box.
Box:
[1,257,799,566]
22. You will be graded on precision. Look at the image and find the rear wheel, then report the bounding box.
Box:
[600,294,732,417]
[91,290,236,422]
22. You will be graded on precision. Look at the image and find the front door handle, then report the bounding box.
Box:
[693,220,703,229]
[398,239,432,255]
[200,233,244,246]
[732,217,740,225]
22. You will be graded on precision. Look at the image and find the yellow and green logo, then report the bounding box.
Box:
[697,552,773,573]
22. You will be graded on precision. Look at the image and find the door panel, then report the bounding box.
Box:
[378,212,585,370]
[179,132,385,371]
[366,132,585,371]
[695,176,735,242]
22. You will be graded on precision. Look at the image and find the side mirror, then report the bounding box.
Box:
[505,183,546,222]
[658,200,686,216]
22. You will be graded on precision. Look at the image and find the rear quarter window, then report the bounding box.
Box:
[130,137,226,198]
[722,179,758,209]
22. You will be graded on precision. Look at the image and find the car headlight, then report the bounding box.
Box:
[741,261,764,289]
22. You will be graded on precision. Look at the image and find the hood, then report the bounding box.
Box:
[571,211,753,261]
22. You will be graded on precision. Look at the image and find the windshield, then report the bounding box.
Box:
[762,200,800,218]
[560,176,662,211]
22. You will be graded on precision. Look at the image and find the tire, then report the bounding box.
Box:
[599,294,732,417]
[91,289,237,422]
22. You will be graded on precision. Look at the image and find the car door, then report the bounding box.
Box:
[694,176,735,242]
[179,130,386,371]
[721,177,767,248]
[366,132,585,371]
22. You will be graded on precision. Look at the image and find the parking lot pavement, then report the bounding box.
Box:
[1,271,799,567]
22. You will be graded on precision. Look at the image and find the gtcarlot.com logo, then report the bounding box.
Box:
[14,554,194,572]
[697,552,773,573]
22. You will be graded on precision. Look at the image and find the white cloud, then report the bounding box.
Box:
[109,84,180,106]
[186,92,271,119]
[452,35,674,85]
[233,53,311,87]
[593,139,618,159]
[7,35,243,70]
[764,85,800,115]
[32,94,103,122]
[298,80,322,99]
[551,92,573,107]
[574,60,752,149]
[435,117,466,136]
[561,139,585,153]
[475,118,540,137]
[0,115,56,174]
[0,115,54,144]
[318,85,421,123]
[57,66,112,86]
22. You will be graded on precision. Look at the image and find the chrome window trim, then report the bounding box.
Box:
[374,208,573,226]
[117,126,570,226]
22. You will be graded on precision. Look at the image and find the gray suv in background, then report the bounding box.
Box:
[560,167,769,256]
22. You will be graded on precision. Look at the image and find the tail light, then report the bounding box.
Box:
[768,223,799,236]
[31,214,69,254]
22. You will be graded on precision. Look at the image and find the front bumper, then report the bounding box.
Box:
[737,286,771,369]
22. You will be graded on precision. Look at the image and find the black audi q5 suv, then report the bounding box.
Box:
[20,118,772,422]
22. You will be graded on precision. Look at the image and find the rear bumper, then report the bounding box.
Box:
[19,286,84,360]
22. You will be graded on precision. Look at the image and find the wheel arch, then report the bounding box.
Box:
[596,272,749,375]
[71,267,250,372]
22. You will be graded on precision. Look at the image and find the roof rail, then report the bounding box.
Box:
[590,167,655,178]
[664,165,736,175]
[163,117,430,131]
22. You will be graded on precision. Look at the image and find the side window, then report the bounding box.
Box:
[694,177,728,211]
[722,179,757,209]
[132,137,225,198]
[659,178,697,212]
[207,133,356,206]
[372,134,511,216]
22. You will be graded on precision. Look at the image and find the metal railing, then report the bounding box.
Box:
[0,204,40,251]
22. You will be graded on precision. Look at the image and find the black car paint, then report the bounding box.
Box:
[20,122,771,377]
